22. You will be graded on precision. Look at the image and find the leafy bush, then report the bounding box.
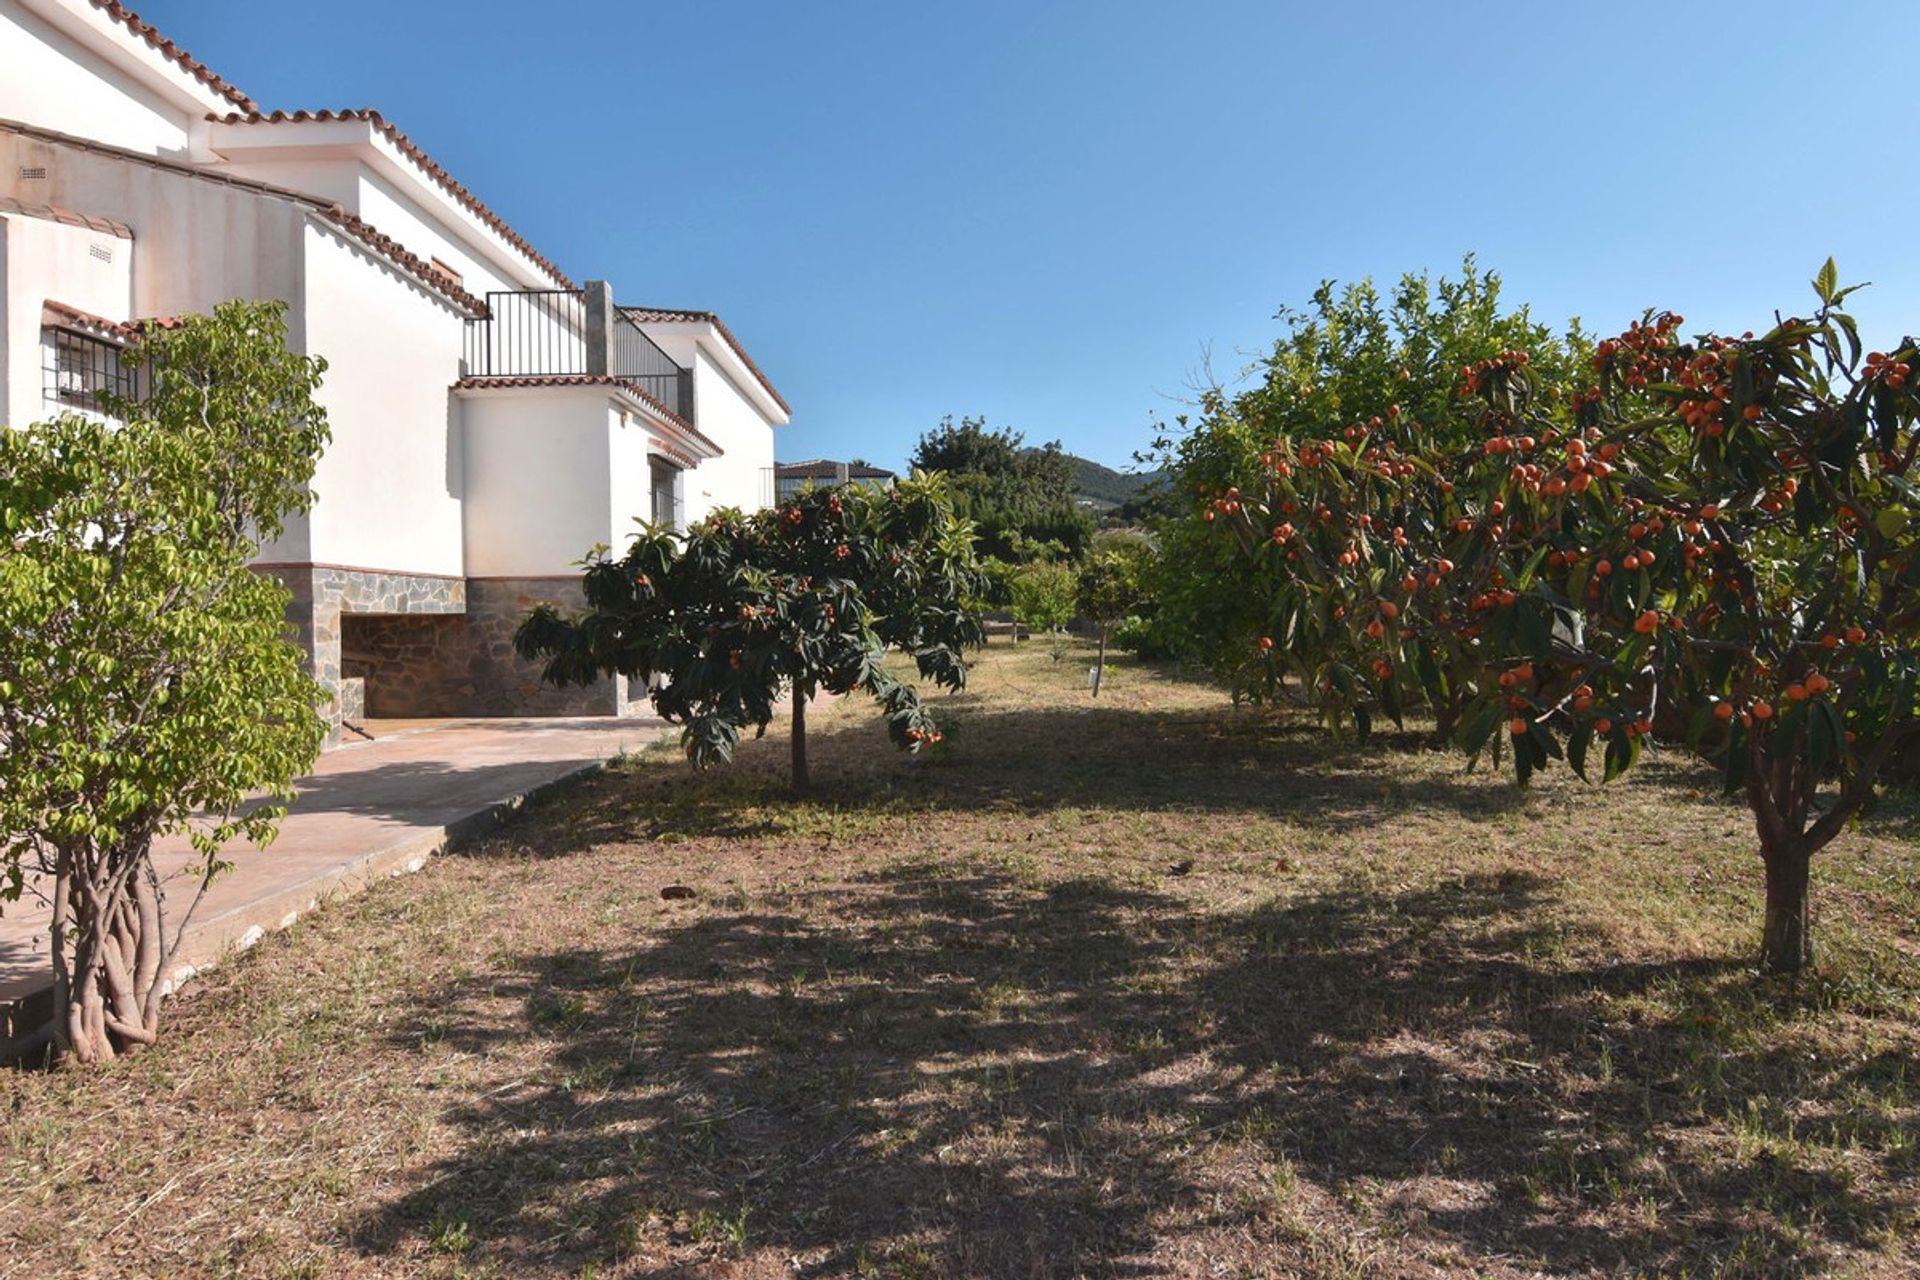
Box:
[0,302,331,1063]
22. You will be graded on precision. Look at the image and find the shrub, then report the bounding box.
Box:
[0,302,331,1063]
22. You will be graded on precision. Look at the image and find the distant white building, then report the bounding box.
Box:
[0,0,790,736]
[774,458,898,501]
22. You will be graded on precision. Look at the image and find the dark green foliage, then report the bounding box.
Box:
[909,416,1093,559]
[1146,257,1588,679]
[516,473,988,782]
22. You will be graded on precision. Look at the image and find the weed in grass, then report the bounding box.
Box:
[427,1214,474,1256]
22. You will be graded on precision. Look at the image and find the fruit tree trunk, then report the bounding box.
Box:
[1759,834,1812,977]
[791,684,811,792]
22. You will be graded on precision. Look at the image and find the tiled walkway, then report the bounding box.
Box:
[1,714,668,1051]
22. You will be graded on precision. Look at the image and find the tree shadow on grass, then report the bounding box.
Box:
[569,701,1532,847]
[355,865,1915,1277]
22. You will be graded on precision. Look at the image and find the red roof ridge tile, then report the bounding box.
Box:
[620,306,791,417]
[90,1,256,112]
[43,299,184,340]
[209,108,574,289]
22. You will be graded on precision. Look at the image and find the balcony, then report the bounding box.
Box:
[462,282,694,422]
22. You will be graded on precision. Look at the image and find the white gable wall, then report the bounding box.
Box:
[0,2,197,157]
[351,167,526,298]
[643,326,779,523]
[0,210,131,429]
[0,131,306,325]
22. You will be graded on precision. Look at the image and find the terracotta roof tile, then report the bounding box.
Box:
[91,1,256,112]
[453,374,723,457]
[0,195,133,237]
[0,120,487,318]
[324,207,489,315]
[210,109,573,288]
[42,300,183,341]
[621,306,792,417]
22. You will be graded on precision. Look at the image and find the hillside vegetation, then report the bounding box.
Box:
[1058,451,1164,509]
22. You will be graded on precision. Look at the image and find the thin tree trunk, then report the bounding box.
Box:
[791,684,810,792]
[1092,627,1107,698]
[49,864,73,1061]
[1759,833,1812,976]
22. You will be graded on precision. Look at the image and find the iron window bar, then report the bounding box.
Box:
[42,326,145,417]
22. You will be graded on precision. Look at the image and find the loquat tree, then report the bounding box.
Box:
[1199,261,1920,976]
[1146,257,1587,696]
[515,472,987,791]
[1076,532,1154,696]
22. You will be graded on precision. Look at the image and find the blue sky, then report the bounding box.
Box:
[148,1,1918,472]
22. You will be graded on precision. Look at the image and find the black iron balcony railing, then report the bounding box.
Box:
[463,286,695,422]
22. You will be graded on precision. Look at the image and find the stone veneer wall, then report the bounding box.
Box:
[341,577,629,718]
[266,565,633,733]
[272,565,464,694]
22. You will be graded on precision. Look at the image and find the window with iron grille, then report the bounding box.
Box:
[42,327,143,416]
[649,456,685,531]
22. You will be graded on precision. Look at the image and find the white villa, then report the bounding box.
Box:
[0,0,790,735]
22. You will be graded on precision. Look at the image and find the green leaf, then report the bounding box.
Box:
[1814,256,1839,305]
[1567,722,1594,781]
[1811,699,1845,775]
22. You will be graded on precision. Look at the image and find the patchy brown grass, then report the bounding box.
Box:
[4,639,1918,1279]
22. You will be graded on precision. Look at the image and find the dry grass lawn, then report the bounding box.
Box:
[3,640,1918,1279]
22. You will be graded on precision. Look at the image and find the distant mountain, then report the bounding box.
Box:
[1063,453,1165,511]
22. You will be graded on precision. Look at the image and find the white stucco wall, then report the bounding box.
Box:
[607,406,660,544]
[0,1,196,158]
[0,131,307,325]
[636,324,783,524]
[208,151,527,301]
[299,219,468,577]
[0,131,480,572]
[0,210,131,429]
[460,386,619,578]
[682,349,776,523]
[352,168,526,299]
